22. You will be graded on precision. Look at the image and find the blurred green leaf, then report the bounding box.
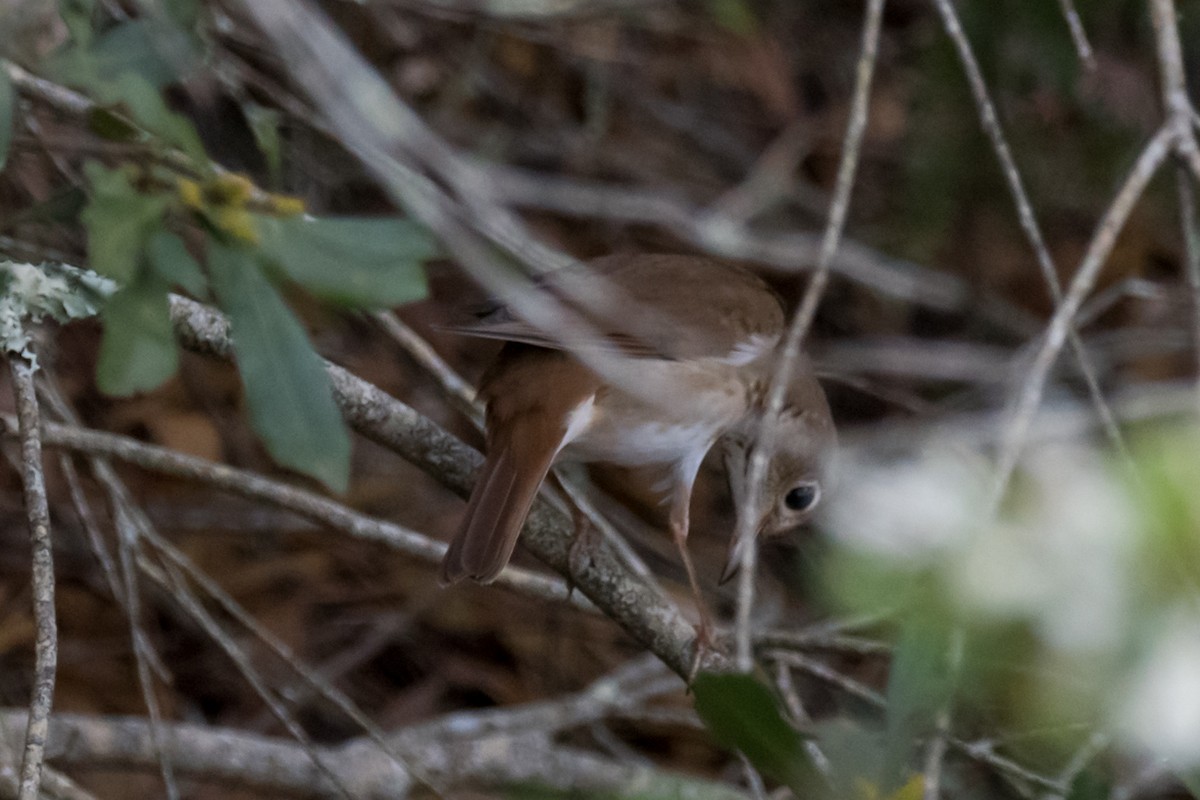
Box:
[882,620,956,791]
[82,162,168,282]
[146,230,206,296]
[15,187,87,225]
[99,73,205,159]
[96,274,177,395]
[1131,427,1200,604]
[46,18,194,89]
[207,241,350,492]
[692,671,812,792]
[0,65,13,171]
[256,215,433,308]
[1065,768,1112,800]
[88,107,140,142]
[161,0,201,29]
[1174,769,1200,800]
[243,102,283,186]
[58,0,97,47]
[703,0,759,36]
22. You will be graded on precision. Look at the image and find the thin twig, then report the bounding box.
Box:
[6,355,57,800]
[373,311,482,428]
[922,708,951,800]
[769,650,1063,793]
[930,0,1125,458]
[773,661,831,775]
[1041,732,1109,800]
[1175,168,1200,413]
[140,528,444,795]
[39,379,179,798]
[991,125,1173,506]
[1055,0,1096,68]
[1150,0,1200,182]
[112,503,180,800]
[141,557,360,800]
[734,0,886,672]
[11,416,591,611]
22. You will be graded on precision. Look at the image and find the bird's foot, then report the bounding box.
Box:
[686,613,724,686]
[567,517,599,582]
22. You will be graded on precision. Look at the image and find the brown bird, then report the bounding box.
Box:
[441,254,836,627]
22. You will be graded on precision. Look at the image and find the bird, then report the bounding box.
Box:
[440,253,836,636]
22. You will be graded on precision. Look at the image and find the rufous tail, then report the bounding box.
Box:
[440,419,563,584]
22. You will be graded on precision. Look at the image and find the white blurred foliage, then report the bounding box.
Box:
[824,441,1136,650]
[1118,613,1200,768]
[955,443,1136,651]
[822,444,987,562]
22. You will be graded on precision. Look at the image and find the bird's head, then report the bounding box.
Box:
[720,368,836,582]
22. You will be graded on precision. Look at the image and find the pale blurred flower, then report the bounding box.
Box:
[1118,613,1200,768]
[823,444,987,563]
[827,440,1135,650]
[954,443,1135,651]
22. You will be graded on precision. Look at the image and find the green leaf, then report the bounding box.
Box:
[58,0,97,47]
[99,73,205,159]
[703,0,759,35]
[692,671,812,792]
[88,107,140,142]
[1175,771,1200,800]
[146,230,206,296]
[882,620,956,791]
[96,274,177,395]
[206,241,350,492]
[256,215,433,308]
[243,102,282,185]
[0,65,13,171]
[82,162,168,282]
[46,18,195,90]
[162,0,201,28]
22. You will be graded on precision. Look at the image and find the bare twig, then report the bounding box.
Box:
[922,708,951,800]
[769,650,1063,793]
[0,707,750,799]
[991,125,1173,505]
[1055,0,1096,68]
[5,355,57,800]
[929,0,1125,457]
[773,661,831,775]
[480,164,1029,325]
[1150,0,1200,182]
[1151,0,1200,412]
[10,415,591,611]
[140,558,360,800]
[1175,170,1200,412]
[140,528,443,794]
[734,0,886,672]
[1041,732,1109,800]
[373,311,482,428]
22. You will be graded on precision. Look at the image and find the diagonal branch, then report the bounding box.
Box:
[167,294,728,678]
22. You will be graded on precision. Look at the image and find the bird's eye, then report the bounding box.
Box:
[784,483,820,512]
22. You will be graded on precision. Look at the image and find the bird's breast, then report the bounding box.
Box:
[558,358,750,468]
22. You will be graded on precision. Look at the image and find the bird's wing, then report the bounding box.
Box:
[447,254,786,363]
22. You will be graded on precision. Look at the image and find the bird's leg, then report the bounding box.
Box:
[668,481,718,683]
